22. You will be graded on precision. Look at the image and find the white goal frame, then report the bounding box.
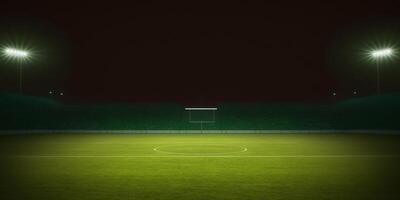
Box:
[184,107,217,123]
[185,107,217,131]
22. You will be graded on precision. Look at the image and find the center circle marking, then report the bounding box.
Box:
[153,144,248,154]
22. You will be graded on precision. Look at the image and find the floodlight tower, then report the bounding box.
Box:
[2,47,30,93]
[369,48,394,94]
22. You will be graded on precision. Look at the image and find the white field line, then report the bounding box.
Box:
[13,142,297,145]
[10,154,400,158]
[1,129,400,135]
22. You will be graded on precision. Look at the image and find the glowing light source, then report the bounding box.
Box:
[370,48,394,59]
[1,47,33,93]
[3,47,30,59]
[366,47,396,94]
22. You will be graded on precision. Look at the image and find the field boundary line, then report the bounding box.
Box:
[10,154,400,158]
[1,129,400,135]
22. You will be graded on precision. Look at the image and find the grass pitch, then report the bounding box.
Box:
[1,133,400,200]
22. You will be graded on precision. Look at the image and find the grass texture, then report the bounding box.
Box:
[1,133,400,200]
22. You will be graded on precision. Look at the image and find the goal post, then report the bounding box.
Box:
[184,107,217,131]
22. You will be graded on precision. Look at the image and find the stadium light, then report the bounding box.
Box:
[3,48,30,59]
[2,47,31,93]
[368,48,395,94]
[370,48,393,59]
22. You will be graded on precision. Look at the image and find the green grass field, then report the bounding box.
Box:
[1,133,400,200]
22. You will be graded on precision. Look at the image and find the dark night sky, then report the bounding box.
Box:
[1,1,400,104]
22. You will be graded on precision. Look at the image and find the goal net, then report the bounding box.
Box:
[185,107,217,131]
